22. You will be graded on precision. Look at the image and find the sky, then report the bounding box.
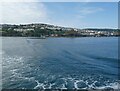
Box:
[0,1,118,29]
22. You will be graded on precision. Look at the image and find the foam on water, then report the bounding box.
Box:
[2,55,119,90]
[96,82,119,90]
[33,76,120,90]
[74,80,80,89]
[3,55,35,81]
[34,80,44,89]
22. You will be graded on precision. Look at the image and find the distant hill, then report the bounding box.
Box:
[0,23,119,37]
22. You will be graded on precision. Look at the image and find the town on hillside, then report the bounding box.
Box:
[0,23,119,37]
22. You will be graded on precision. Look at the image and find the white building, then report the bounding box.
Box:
[14,28,34,32]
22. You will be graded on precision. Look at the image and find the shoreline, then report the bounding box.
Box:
[0,36,119,38]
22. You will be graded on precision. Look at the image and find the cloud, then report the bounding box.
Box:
[0,2,47,24]
[79,7,104,15]
[76,7,104,19]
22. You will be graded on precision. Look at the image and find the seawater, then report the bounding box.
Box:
[1,37,120,90]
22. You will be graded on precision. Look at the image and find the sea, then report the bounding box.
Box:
[1,37,120,90]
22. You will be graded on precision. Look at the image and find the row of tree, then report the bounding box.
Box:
[1,28,66,37]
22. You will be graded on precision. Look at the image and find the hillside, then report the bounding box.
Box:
[0,23,119,37]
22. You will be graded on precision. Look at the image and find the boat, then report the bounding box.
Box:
[29,35,46,39]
